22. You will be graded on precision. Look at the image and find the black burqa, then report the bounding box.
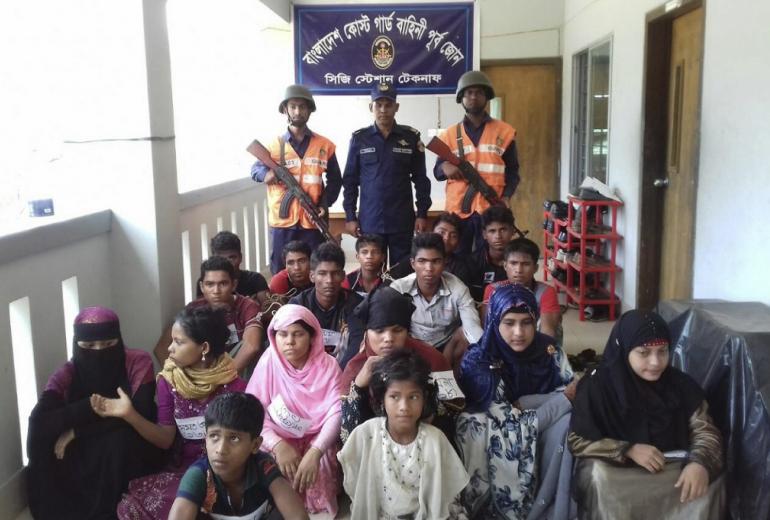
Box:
[570,309,705,452]
[26,308,158,520]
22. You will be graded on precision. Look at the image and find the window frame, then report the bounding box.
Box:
[570,37,613,192]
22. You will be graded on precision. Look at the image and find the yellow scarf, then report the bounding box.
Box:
[158,354,238,400]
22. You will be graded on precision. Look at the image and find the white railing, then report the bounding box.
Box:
[0,180,268,517]
[178,178,271,302]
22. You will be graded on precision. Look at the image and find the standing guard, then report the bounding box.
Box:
[250,84,342,274]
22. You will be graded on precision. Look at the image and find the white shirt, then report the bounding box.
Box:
[389,271,483,347]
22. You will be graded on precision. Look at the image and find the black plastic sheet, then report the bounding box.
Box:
[658,300,770,520]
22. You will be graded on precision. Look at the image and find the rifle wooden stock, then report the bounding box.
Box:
[246,139,338,245]
[426,136,528,238]
[426,136,503,209]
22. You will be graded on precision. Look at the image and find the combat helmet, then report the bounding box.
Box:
[279,84,316,114]
[455,70,495,103]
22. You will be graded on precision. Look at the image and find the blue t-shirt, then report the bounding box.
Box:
[176,453,282,518]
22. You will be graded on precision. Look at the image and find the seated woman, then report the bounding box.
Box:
[92,305,246,519]
[568,310,725,519]
[27,306,158,520]
[338,350,469,519]
[340,286,464,443]
[246,304,342,516]
[456,283,575,520]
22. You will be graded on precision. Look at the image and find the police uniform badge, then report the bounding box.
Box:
[496,136,505,147]
[547,345,557,356]
[319,148,326,157]
[398,139,408,146]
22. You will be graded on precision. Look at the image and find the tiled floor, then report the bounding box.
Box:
[561,306,615,356]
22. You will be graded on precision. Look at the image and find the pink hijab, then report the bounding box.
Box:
[246,304,342,440]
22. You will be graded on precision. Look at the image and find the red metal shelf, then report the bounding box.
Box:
[544,197,623,321]
[567,259,622,273]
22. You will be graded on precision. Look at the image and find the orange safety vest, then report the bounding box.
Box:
[440,119,516,218]
[266,134,335,229]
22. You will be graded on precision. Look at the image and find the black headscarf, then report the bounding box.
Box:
[69,306,129,401]
[353,285,415,331]
[570,309,705,451]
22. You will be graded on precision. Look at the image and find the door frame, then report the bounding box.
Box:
[481,57,563,185]
[636,0,705,311]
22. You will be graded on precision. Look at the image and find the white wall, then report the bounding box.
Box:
[480,0,563,59]
[561,0,770,307]
[561,0,665,309]
[692,0,770,303]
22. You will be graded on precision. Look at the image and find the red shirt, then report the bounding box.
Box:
[268,269,312,295]
[187,295,260,349]
[483,280,560,314]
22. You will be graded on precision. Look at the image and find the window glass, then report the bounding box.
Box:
[570,40,612,191]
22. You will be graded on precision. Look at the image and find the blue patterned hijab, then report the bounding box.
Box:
[460,283,564,410]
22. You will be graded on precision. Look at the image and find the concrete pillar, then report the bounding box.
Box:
[108,0,183,354]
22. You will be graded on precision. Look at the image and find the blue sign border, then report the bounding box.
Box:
[293,3,474,95]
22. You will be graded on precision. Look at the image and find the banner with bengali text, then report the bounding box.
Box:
[294,3,474,95]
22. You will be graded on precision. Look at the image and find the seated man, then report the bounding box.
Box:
[431,212,477,288]
[154,256,262,374]
[196,231,269,306]
[386,212,477,288]
[289,242,365,369]
[342,233,387,296]
[389,233,483,366]
[268,240,313,296]
[482,238,563,340]
[470,205,516,301]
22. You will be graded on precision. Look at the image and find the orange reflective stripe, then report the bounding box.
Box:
[266,134,336,228]
[441,120,516,217]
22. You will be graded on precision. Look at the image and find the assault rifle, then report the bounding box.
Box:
[427,136,528,239]
[246,139,338,245]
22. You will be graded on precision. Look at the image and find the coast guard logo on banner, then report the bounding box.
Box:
[372,35,394,69]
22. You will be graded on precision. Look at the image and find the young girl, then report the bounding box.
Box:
[92,305,246,519]
[456,283,574,520]
[338,350,469,519]
[341,286,463,444]
[569,310,724,519]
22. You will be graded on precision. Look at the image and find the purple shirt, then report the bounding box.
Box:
[157,376,247,470]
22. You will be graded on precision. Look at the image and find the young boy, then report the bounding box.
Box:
[169,392,308,520]
[195,231,269,306]
[268,240,313,296]
[212,231,269,303]
[386,212,476,288]
[289,242,365,368]
[482,237,562,339]
[155,256,262,374]
[389,233,483,366]
[342,233,387,296]
[470,206,516,301]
